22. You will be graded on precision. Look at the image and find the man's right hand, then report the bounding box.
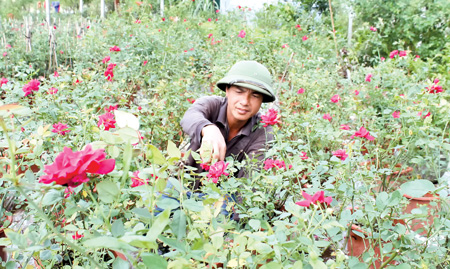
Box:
[200,124,226,163]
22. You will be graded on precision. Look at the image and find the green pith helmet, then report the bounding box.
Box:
[217,61,276,103]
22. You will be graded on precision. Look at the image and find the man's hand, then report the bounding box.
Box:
[200,125,226,163]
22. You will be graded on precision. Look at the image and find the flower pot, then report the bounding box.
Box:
[347,224,398,268]
[403,193,440,235]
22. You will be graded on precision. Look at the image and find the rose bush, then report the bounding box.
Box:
[0,1,449,268]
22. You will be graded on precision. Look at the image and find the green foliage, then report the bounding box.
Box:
[0,1,449,268]
[352,0,450,63]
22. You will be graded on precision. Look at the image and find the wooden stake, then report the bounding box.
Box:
[328,0,339,59]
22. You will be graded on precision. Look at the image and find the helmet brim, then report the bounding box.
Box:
[217,75,276,103]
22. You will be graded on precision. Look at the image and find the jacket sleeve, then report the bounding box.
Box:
[180,96,223,146]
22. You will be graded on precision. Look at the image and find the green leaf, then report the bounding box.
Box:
[297,236,312,246]
[142,253,168,269]
[120,235,157,249]
[375,192,388,210]
[115,127,140,145]
[387,190,402,206]
[101,131,123,145]
[253,242,273,254]
[260,262,283,269]
[183,199,204,212]
[63,224,79,232]
[121,142,132,186]
[400,180,436,198]
[4,230,27,249]
[39,250,52,260]
[84,236,136,251]
[395,264,411,269]
[170,210,187,240]
[41,189,63,206]
[0,237,10,247]
[148,209,170,241]
[97,181,120,204]
[112,219,125,237]
[147,145,166,165]
[249,219,261,231]
[112,258,129,269]
[167,140,181,159]
[132,208,153,220]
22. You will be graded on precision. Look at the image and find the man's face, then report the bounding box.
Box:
[226,85,264,125]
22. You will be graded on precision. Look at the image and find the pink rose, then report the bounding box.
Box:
[238,30,246,38]
[52,122,70,135]
[323,113,332,122]
[261,109,280,127]
[98,112,116,130]
[389,50,399,59]
[332,149,348,161]
[330,94,341,103]
[207,161,229,183]
[23,79,40,97]
[39,144,115,187]
[351,126,375,141]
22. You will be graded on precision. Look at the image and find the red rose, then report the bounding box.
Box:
[39,144,115,187]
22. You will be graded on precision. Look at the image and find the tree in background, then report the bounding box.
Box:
[352,0,450,63]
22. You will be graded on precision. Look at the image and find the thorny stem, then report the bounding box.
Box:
[15,186,102,268]
[379,250,399,268]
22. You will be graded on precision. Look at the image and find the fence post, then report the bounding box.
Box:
[45,0,51,26]
[101,0,105,19]
[80,0,83,14]
[160,0,164,17]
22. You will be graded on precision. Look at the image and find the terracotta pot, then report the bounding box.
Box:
[347,224,398,268]
[403,193,440,235]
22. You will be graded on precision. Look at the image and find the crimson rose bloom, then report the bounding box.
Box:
[104,63,116,81]
[339,124,350,130]
[102,56,110,64]
[207,161,229,184]
[389,50,399,59]
[0,77,8,87]
[131,171,157,187]
[323,113,332,122]
[98,112,116,130]
[109,46,121,52]
[426,79,443,94]
[330,94,340,103]
[332,149,348,161]
[351,126,375,141]
[295,191,332,208]
[261,109,280,127]
[72,231,84,240]
[23,79,40,97]
[300,151,308,160]
[48,87,58,94]
[104,105,118,112]
[39,144,115,187]
[52,122,70,135]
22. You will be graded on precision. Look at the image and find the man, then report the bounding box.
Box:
[181,60,276,181]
